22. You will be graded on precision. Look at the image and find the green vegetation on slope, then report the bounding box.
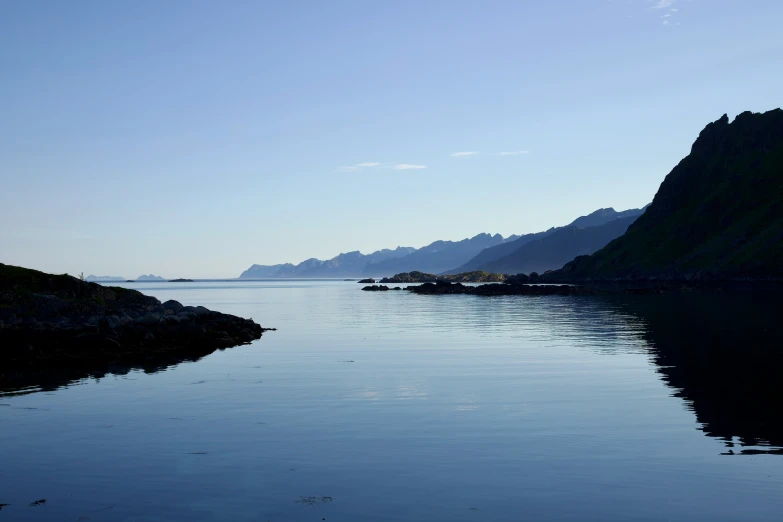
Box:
[549,109,783,281]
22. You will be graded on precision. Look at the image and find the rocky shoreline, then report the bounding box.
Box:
[0,264,272,377]
[379,271,505,284]
[362,281,669,296]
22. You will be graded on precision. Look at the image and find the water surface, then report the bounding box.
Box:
[1,281,781,521]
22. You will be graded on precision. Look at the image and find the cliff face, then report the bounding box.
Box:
[550,109,783,281]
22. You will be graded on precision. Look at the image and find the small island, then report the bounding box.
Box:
[169,278,194,282]
[357,278,376,284]
[0,263,272,375]
[379,271,506,284]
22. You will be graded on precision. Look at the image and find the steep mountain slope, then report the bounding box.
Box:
[483,216,640,275]
[548,109,783,281]
[445,206,647,274]
[363,233,515,276]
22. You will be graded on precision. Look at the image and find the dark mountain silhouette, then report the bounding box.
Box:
[239,246,416,279]
[549,109,783,281]
[363,233,518,277]
[446,206,646,274]
[481,216,641,275]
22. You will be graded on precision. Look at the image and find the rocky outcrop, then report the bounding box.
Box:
[0,263,272,374]
[399,280,670,296]
[361,285,402,291]
[379,271,505,284]
[357,278,376,284]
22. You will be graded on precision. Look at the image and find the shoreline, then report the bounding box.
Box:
[1,264,273,378]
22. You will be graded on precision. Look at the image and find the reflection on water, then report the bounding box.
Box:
[611,291,783,453]
[1,350,223,398]
[1,281,781,522]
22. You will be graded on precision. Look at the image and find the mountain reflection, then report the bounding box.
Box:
[4,288,782,456]
[608,290,783,454]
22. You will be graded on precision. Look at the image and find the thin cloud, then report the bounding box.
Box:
[450,151,479,157]
[650,0,675,8]
[355,162,380,167]
[393,164,427,170]
[497,150,530,156]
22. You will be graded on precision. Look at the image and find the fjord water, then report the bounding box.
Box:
[1,282,781,521]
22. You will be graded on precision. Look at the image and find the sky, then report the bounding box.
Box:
[1,0,782,278]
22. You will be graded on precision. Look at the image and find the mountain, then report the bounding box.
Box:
[85,275,125,282]
[548,109,783,281]
[481,216,641,275]
[566,206,648,229]
[363,233,517,277]
[445,206,647,274]
[239,246,416,279]
[239,264,290,279]
[136,274,166,281]
[443,230,555,274]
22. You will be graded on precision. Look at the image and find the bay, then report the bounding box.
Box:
[1,281,781,521]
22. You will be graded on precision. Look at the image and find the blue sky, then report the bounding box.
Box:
[2,0,782,278]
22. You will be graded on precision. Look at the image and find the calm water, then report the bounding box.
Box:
[1,281,782,521]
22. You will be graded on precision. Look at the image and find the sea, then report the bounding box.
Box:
[1,280,781,521]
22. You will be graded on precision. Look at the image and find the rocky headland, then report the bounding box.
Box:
[0,264,272,377]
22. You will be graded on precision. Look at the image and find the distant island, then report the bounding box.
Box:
[379,271,505,284]
[0,263,271,374]
[169,278,194,282]
[136,274,166,281]
[85,275,125,282]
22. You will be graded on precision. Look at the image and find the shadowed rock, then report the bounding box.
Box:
[0,264,273,383]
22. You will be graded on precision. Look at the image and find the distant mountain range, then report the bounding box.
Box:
[446,207,647,275]
[240,247,416,279]
[363,233,519,277]
[238,205,651,279]
[479,214,642,275]
[547,109,783,281]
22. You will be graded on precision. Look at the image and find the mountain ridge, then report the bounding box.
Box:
[545,109,783,281]
[445,206,647,275]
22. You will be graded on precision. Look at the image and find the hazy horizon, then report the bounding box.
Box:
[2,1,782,277]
